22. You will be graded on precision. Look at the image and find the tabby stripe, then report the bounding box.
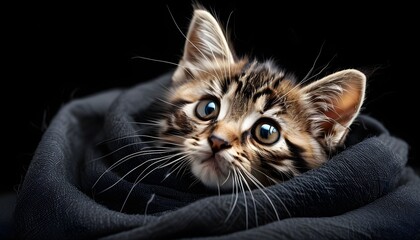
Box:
[240,132,249,145]
[260,161,294,182]
[164,128,184,136]
[240,83,255,99]
[222,74,240,94]
[272,75,286,88]
[285,139,310,173]
[252,88,274,102]
[263,96,285,112]
[240,61,253,76]
[221,77,231,95]
[233,156,243,163]
[235,81,244,95]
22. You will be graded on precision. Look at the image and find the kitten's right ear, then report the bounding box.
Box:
[173,9,235,82]
[300,69,366,148]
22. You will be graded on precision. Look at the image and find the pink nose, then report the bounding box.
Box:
[208,135,231,153]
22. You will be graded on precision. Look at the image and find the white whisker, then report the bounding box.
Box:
[236,164,283,221]
[120,153,188,211]
[237,168,258,227]
[225,168,239,222]
[221,170,231,186]
[101,133,188,144]
[236,168,249,229]
[162,158,189,182]
[303,54,336,83]
[96,153,182,195]
[143,193,155,224]
[127,121,162,127]
[91,149,173,191]
[301,41,325,83]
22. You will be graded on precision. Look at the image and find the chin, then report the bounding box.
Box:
[190,158,233,191]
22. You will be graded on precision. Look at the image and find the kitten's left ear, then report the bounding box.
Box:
[301,69,366,147]
[182,9,235,64]
[173,9,235,82]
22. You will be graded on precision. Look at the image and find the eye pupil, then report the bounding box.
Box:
[260,124,277,139]
[205,102,216,115]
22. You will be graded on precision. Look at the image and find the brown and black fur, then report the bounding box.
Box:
[157,7,366,190]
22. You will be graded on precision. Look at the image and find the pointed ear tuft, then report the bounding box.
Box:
[183,9,234,64]
[173,8,235,83]
[301,69,366,148]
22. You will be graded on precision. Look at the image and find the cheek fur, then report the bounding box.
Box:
[161,108,195,137]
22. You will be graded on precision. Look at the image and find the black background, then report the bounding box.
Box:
[4,1,418,193]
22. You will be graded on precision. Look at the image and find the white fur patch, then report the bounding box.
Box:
[218,95,230,121]
[183,103,196,119]
[241,112,261,132]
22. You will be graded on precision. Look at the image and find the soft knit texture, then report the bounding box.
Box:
[14,72,420,239]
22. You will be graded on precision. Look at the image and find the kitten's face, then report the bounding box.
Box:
[159,9,365,190]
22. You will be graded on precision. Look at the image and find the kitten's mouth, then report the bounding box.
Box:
[200,154,229,178]
[201,156,216,164]
[190,153,231,189]
[201,156,222,170]
[201,154,226,171]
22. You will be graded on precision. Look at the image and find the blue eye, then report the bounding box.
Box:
[252,119,280,145]
[195,99,220,120]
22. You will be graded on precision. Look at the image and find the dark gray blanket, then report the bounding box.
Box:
[15,72,420,239]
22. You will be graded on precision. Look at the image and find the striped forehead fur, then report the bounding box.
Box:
[164,59,325,171]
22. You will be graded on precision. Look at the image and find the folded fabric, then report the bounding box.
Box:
[15,72,420,239]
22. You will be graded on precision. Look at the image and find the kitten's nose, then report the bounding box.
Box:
[208,135,231,153]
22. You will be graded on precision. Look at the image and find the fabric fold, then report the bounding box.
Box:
[15,72,420,239]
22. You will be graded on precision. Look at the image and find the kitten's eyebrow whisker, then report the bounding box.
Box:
[131,55,180,67]
[280,49,335,101]
[131,55,219,80]
[301,41,326,83]
[303,54,336,83]
[131,55,192,79]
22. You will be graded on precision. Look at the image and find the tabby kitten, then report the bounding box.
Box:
[157,8,366,190]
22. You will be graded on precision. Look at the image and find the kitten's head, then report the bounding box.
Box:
[159,8,366,190]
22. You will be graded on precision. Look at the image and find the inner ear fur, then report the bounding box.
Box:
[301,69,366,145]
